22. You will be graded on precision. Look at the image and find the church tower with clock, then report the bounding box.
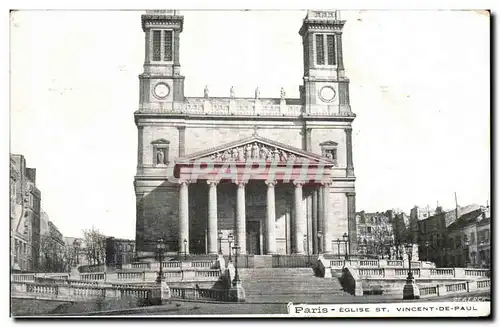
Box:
[134,10,357,259]
[139,11,184,111]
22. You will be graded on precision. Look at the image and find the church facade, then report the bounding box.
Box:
[134,10,357,256]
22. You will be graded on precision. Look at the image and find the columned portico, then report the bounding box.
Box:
[265,180,277,254]
[207,180,219,255]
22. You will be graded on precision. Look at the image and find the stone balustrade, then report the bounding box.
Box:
[418,279,491,299]
[11,280,163,304]
[170,286,232,302]
[465,269,490,278]
[190,261,215,269]
[80,272,106,282]
[12,274,35,282]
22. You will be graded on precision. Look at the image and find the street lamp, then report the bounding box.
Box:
[183,239,187,260]
[218,231,223,255]
[342,233,349,260]
[403,243,420,299]
[464,239,470,268]
[228,233,234,262]
[232,244,241,286]
[156,238,166,283]
[424,241,430,261]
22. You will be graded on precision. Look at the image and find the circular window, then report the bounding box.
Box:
[153,82,171,99]
[319,86,336,103]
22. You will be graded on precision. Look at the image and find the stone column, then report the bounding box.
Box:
[178,180,190,255]
[207,180,219,255]
[322,182,332,254]
[235,182,247,254]
[346,192,358,255]
[293,181,305,254]
[178,126,186,157]
[311,188,318,254]
[265,180,277,254]
[345,128,354,177]
[137,126,144,167]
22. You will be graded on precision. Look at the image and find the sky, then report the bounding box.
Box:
[9,10,490,239]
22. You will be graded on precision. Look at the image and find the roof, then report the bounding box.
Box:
[447,208,483,232]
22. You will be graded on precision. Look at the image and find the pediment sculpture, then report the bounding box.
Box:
[205,142,308,163]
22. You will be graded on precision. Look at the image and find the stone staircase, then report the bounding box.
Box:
[238,268,352,303]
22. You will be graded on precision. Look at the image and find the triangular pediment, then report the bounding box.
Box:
[151,139,170,145]
[179,136,335,165]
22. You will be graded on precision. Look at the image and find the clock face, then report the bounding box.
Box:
[153,83,170,99]
[319,86,336,103]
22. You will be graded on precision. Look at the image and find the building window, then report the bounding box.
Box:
[152,30,161,61]
[316,34,325,65]
[152,30,174,63]
[164,30,173,61]
[367,226,372,233]
[327,35,336,65]
[316,34,336,66]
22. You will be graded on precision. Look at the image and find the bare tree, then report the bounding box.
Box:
[82,227,106,266]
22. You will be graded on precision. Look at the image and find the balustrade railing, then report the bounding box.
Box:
[170,287,231,302]
[131,262,151,269]
[477,280,490,289]
[12,274,35,282]
[386,260,404,267]
[430,268,454,276]
[445,282,467,293]
[72,286,106,298]
[358,268,384,277]
[117,271,145,280]
[359,260,379,267]
[465,269,490,277]
[162,261,181,268]
[394,269,420,277]
[26,283,59,296]
[80,272,106,281]
[194,270,220,279]
[419,286,438,297]
[191,261,214,269]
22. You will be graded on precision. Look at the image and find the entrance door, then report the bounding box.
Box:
[246,221,261,255]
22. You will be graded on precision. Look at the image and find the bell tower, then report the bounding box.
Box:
[299,10,351,115]
[139,10,184,110]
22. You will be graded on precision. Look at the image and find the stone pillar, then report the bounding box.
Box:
[236,182,247,254]
[322,182,332,254]
[207,180,219,255]
[346,192,357,255]
[265,180,277,254]
[317,187,324,253]
[178,180,190,255]
[345,128,354,177]
[293,181,305,254]
[178,126,186,157]
[137,126,144,167]
[312,188,318,254]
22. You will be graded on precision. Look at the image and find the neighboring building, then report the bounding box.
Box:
[417,203,485,267]
[10,154,41,272]
[476,211,491,269]
[356,211,395,258]
[106,237,136,266]
[134,10,357,256]
[391,211,410,246]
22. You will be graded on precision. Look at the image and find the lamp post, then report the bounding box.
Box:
[334,239,341,258]
[218,231,223,255]
[403,243,420,299]
[424,241,430,261]
[342,232,349,260]
[183,239,187,260]
[232,244,241,286]
[463,239,470,268]
[228,233,234,262]
[156,238,166,283]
